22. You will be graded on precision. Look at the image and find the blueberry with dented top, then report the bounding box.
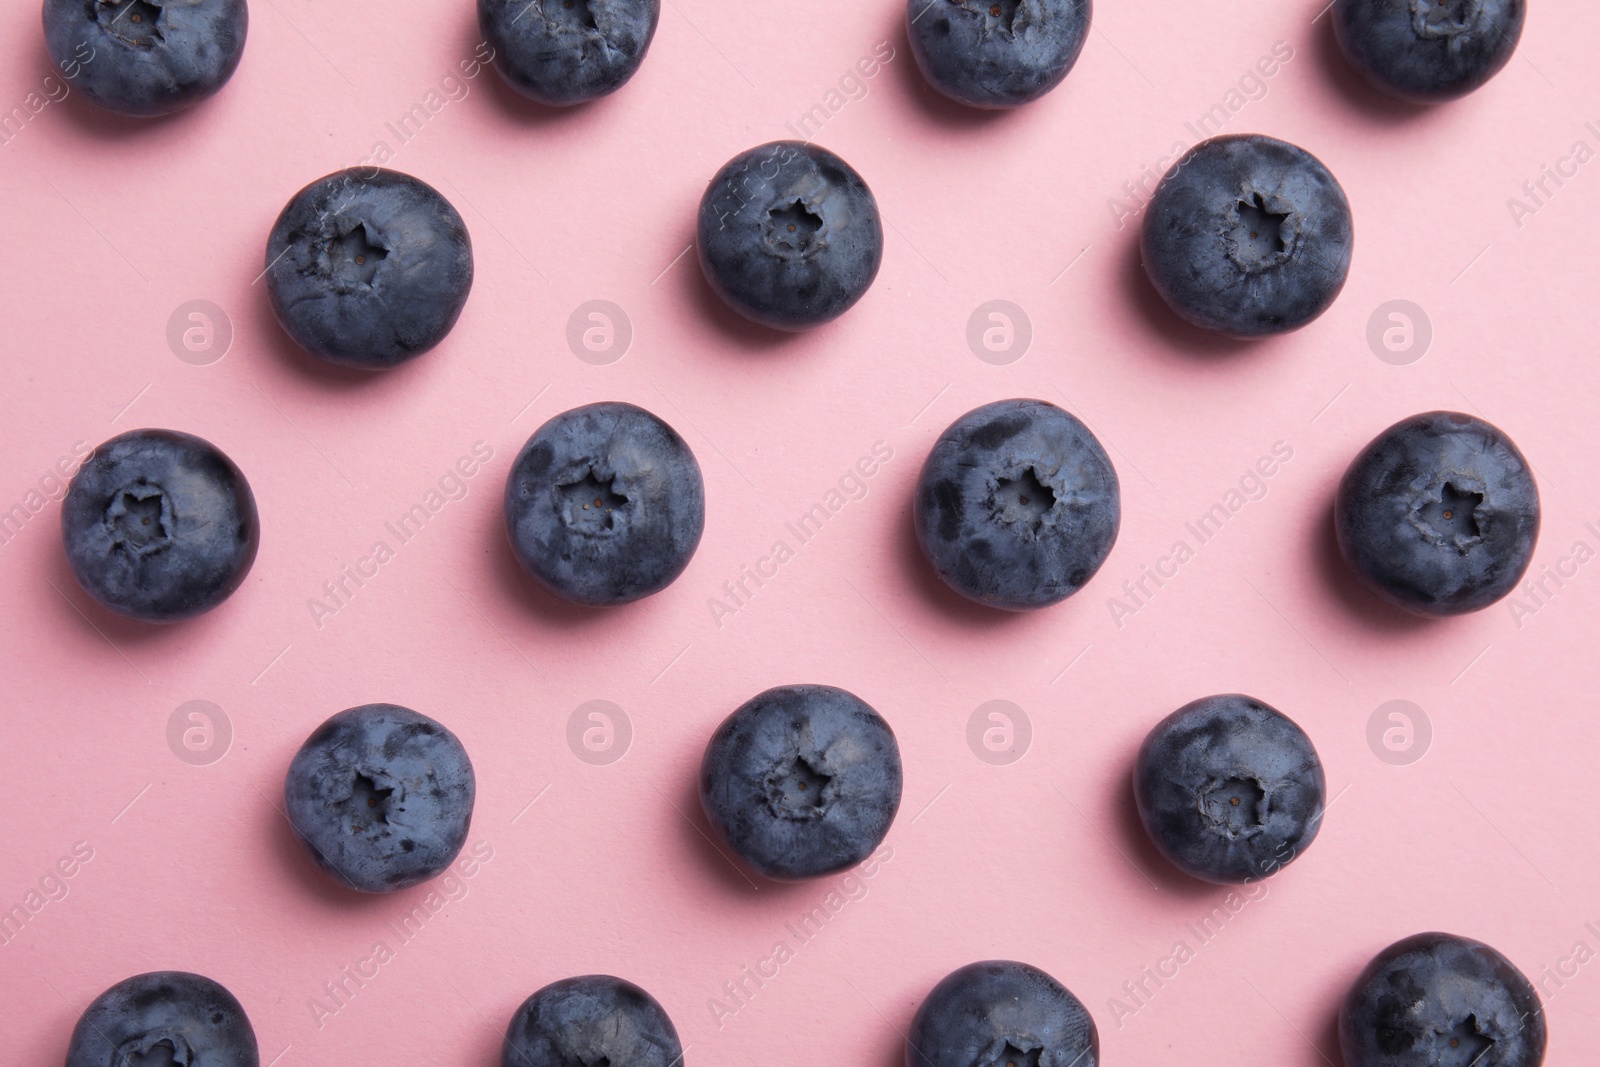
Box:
[62,429,259,622]
[503,975,683,1067]
[43,0,249,117]
[907,960,1099,1067]
[67,971,258,1067]
[697,141,883,331]
[1340,932,1546,1067]
[1334,0,1525,104]
[505,401,704,606]
[1336,411,1539,616]
[479,0,659,105]
[913,398,1119,611]
[265,168,473,369]
[284,703,476,893]
[906,0,1091,109]
[1134,694,1325,884]
[700,684,902,881]
[1141,133,1353,337]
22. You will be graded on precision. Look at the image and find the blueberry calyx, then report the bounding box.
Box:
[105,482,174,557]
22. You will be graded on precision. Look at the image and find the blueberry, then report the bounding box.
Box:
[504,401,704,606]
[66,971,258,1067]
[1140,134,1354,338]
[479,0,659,106]
[906,0,1091,109]
[61,429,259,623]
[283,703,475,893]
[699,684,902,881]
[697,141,883,331]
[1336,411,1539,616]
[1133,694,1325,884]
[913,398,1119,611]
[1340,932,1546,1067]
[907,960,1099,1067]
[503,975,683,1067]
[265,168,473,369]
[1334,0,1525,104]
[43,0,248,118]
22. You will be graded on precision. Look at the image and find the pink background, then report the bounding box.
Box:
[3,0,1598,1062]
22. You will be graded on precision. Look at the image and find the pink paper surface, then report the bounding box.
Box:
[3,0,1598,1063]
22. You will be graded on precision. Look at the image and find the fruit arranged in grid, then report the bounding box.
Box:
[1141,133,1354,338]
[265,168,474,369]
[284,703,476,893]
[1336,411,1540,616]
[504,401,705,606]
[700,684,902,881]
[1340,932,1546,1067]
[1134,694,1325,884]
[697,141,884,331]
[61,429,259,623]
[1333,0,1527,104]
[907,960,1099,1067]
[905,0,1092,109]
[502,975,684,1067]
[914,398,1120,611]
[478,0,660,105]
[66,971,258,1067]
[43,0,249,117]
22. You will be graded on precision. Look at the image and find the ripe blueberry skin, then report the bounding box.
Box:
[479,0,659,106]
[699,684,902,882]
[61,429,259,623]
[1334,0,1525,104]
[502,975,684,1067]
[906,0,1091,109]
[1140,134,1354,338]
[914,399,1120,611]
[43,0,248,118]
[1133,694,1325,884]
[284,704,476,894]
[265,168,474,369]
[1336,411,1539,616]
[907,960,1099,1067]
[66,971,259,1067]
[697,141,884,331]
[504,402,705,607]
[1340,932,1546,1067]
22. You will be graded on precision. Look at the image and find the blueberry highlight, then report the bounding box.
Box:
[284,703,476,893]
[697,141,884,331]
[502,975,684,1067]
[1340,932,1546,1067]
[1140,133,1354,338]
[914,398,1120,611]
[479,0,659,106]
[907,960,1099,1067]
[700,684,902,881]
[1134,694,1326,884]
[43,0,249,117]
[66,971,259,1067]
[504,401,705,606]
[1334,0,1526,104]
[1336,411,1540,616]
[61,429,259,623]
[265,168,474,369]
[906,0,1091,109]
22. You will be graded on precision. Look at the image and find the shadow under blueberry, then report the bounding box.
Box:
[1309,497,1436,635]
[889,7,1016,131]
[889,487,1055,630]
[1118,232,1265,359]
[1312,13,1433,125]
[37,46,196,141]
[1107,747,1226,903]
[481,496,621,630]
[43,543,226,648]
[681,233,813,354]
